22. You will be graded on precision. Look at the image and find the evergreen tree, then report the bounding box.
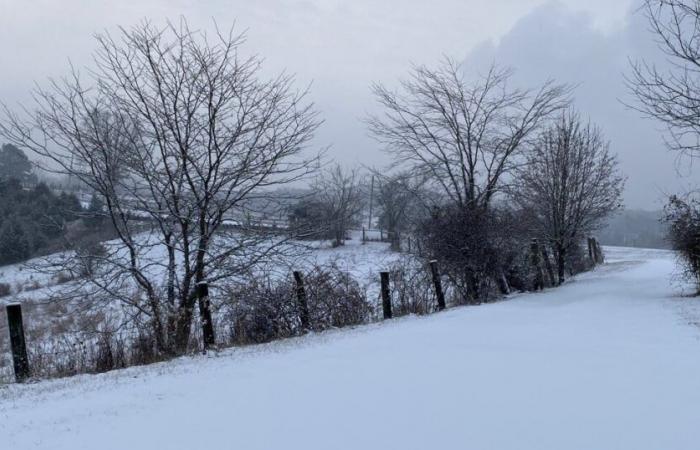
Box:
[0,218,31,265]
[0,143,34,184]
[85,193,106,230]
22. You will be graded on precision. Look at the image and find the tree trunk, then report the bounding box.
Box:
[556,244,566,285]
[530,239,545,291]
[541,245,557,287]
[197,281,216,350]
[496,268,510,295]
[174,297,195,354]
[587,238,595,266]
[466,271,480,303]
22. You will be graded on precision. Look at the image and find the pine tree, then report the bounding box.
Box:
[0,218,31,265]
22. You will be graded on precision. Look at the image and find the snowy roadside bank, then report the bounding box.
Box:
[1,246,700,450]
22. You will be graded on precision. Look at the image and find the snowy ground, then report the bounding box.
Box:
[2,246,700,449]
[0,230,398,305]
[0,231,399,381]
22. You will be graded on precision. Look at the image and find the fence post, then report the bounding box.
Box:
[362,227,367,244]
[6,304,30,382]
[428,260,447,311]
[380,271,392,319]
[293,271,311,331]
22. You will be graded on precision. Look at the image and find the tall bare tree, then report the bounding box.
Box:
[368,59,571,212]
[627,0,700,159]
[0,20,321,354]
[515,111,624,284]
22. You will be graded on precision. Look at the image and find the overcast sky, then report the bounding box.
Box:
[0,0,690,209]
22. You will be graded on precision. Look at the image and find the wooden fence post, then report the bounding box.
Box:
[380,271,392,319]
[6,304,30,382]
[428,260,447,311]
[293,271,311,331]
[362,227,367,244]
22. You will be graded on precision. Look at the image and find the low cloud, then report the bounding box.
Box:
[465,1,686,209]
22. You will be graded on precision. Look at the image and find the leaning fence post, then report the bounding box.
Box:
[429,260,447,311]
[293,271,311,331]
[6,304,30,382]
[380,271,392,319]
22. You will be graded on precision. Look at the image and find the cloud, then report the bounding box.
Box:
[464,1,686,209]
[2,0,675,208]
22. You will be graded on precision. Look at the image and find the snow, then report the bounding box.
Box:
[0,230,397,306]
[2,246,700,449]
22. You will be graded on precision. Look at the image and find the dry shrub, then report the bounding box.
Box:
[54,272,74,285]
[305,264,372,329]
[224,278,298,345]
[223,264,371,345]
[387,259,439,316]
[24,328,162,380]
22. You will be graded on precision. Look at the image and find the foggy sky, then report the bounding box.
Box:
[1,0,687,209]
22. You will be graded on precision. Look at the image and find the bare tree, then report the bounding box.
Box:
[312,165,365,247]
[368,59,571,212]
[514,111,624,284]
[0,20,321,354]
[627,0,700,159]
[373,171,429,250]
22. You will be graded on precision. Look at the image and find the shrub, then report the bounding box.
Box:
[54,272,74,285]
[0,282,11,297]
[417,205,529,303]
[387,259,438,315]
[224,278,298,345]
[664,195,700,293]
[223,264,372,345]
[304,264,371,328]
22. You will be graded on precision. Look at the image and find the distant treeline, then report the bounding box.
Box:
[0,144,109,266]
[598,209,669,250]
[0,178,83,265]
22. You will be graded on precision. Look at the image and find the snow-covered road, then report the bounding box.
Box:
[2,247,700,449]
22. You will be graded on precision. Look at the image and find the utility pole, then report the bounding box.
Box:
[367,175,375,230]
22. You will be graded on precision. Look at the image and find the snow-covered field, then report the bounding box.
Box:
[0,232,400,381]
[1,246,700,449]
[0,230,399,305]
